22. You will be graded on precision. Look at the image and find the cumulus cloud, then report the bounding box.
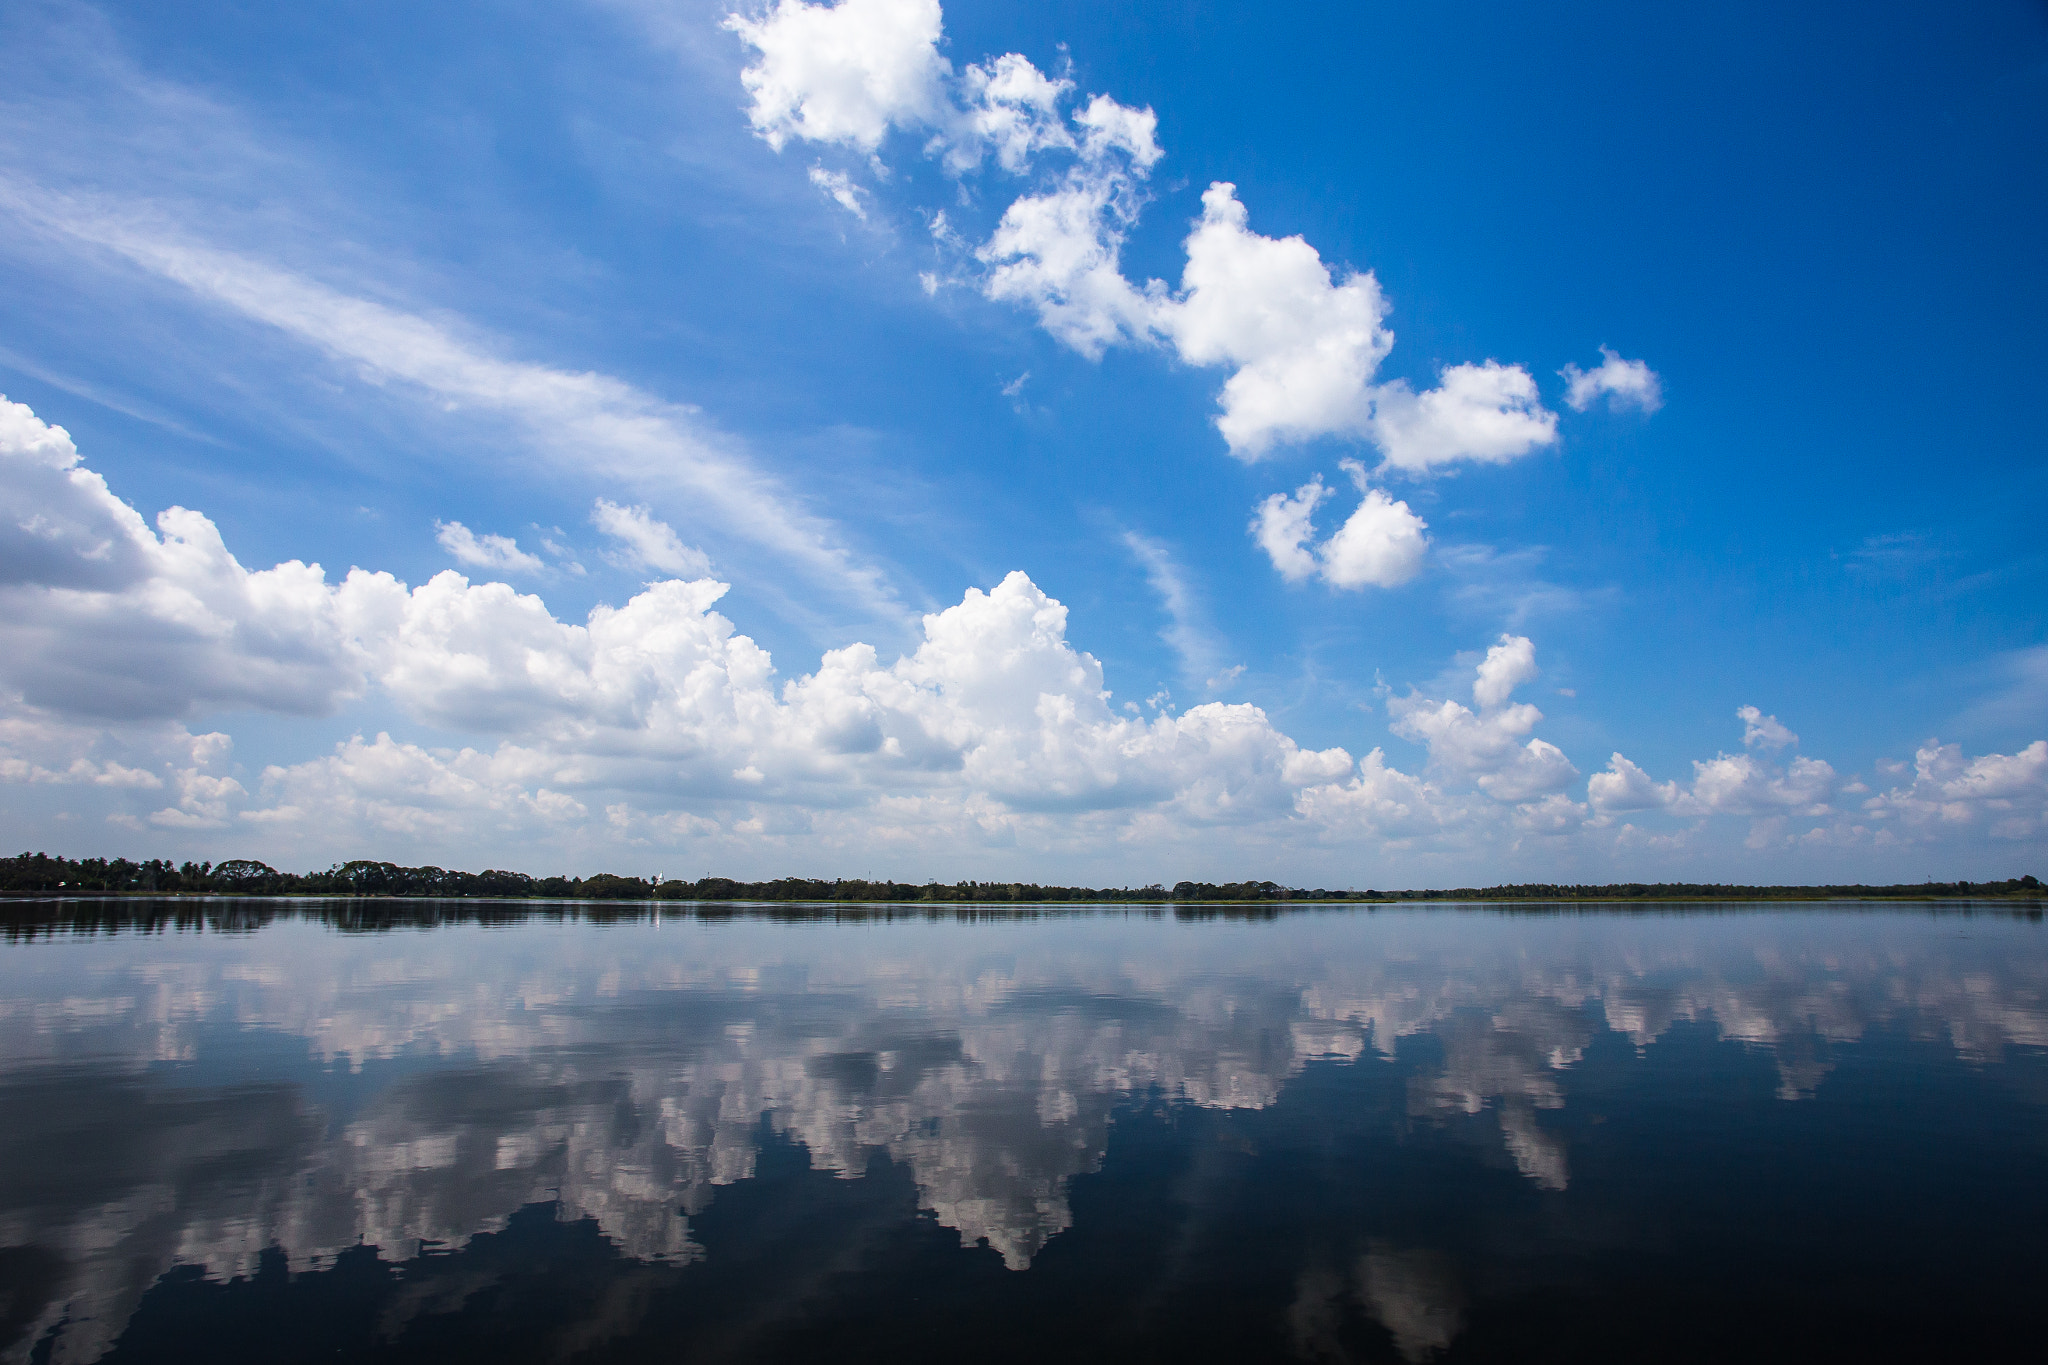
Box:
[1689,752,1836,816]
[979,162,1159,358]
[1388,637,1579,806]
[1561,347,1662,414]
[725,8,1551,471]
[7,397,2041,871]
[591,499,713,578]
[996,179,1556,468]
[434,520,545,575]
[948,52,1076,173]
[1738,705,1797,750]
[1160,184,1393,457]
[1367,361,1559,473]
[1587,754,1696,815]
[1472,634,1539,710]
[1250,462,1429,590]
[1250,479,1327,583]
[724,0,950,153]
[0,397,373,720]
[1863,739,2048,843]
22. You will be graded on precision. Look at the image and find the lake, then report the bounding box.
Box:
[1,899,2045,1363]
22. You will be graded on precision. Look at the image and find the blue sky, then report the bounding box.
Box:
[0,0,2043,882]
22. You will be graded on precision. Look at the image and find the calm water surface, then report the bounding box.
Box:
[1,900,2045,1363]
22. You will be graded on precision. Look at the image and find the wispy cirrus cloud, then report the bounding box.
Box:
[0,177,905,624]
[1120,529,1235,692]
[435,521,547,575]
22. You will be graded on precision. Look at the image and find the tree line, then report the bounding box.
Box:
[0,852,2040,903]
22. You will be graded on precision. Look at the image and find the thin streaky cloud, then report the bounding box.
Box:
[0,177,906,622]
[1121,528,1230,690]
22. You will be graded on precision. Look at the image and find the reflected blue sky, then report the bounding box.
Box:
[2,904,2046,1362]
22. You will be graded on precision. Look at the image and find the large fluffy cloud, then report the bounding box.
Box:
[1865,740,2048,843]
[0,398,372,720]
[4,397,2040,874]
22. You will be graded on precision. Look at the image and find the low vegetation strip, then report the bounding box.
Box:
[0,853,2040,903]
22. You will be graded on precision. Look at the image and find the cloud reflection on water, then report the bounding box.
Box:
[0,905,2044,1361]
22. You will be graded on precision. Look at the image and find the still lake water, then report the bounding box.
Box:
[2,899,2046,1363]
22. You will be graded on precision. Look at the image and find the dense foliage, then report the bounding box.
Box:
[0,853,2039,903]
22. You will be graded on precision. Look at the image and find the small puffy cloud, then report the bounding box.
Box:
[1738,705,1797,750]
[1071,93,1162,170]
[1368,361,1559,473]
[1473,634,1538,710]
[979,169,1158,358]
[591,499,713,578]
[1561,347,1662,414]
[1388,637,1578,803]
[725,0,951,153]
[1588,753,1697,814]
[1320,486,1428,589]
[434,520,545,575]
[1690,752,1836,815]
[807,166,868,218]
[1514,792,1588,834]
[1249,463,1428,590]
[1250,478,1327,583]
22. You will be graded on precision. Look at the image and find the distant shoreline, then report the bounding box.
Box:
[2,852,2041,906]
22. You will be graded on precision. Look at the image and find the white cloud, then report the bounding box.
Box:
[1160,183,1392,458]
[1587,753,1697,815]
[724,0,951,153]
[1249,463,1428,591]
[1561,347,1662,414]
[948,53,1075,174]
[1368,361,1559,473]
[1250,478,1327,583]
[725,2,1153,182]
[1071,93,1162,171]
[1075,182,1554,471]
[1319,485,1429,589]
[1863,739,2048,843]
[434,520,545,575]
[1472,634,1539,710]
[1690,752,1836,816]
[807,165,868,218]
[0,396,372,720]
[1738,705,1797,750]
[1,182,898,618]
[1388,637,1579,805]
[591,499,714,578]
[722,9,1561,473]
[7,400,2040,872]
[1121,530,1226,688]
[978,167,1158,358]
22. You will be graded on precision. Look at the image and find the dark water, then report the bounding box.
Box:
[2,900,2046,1364]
